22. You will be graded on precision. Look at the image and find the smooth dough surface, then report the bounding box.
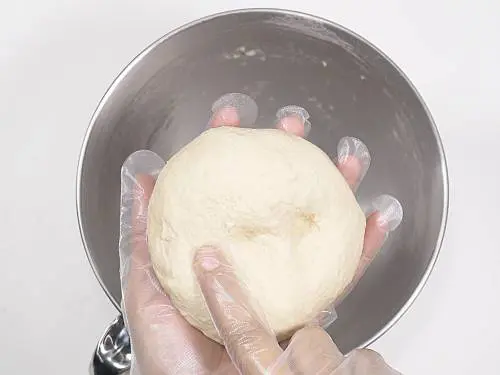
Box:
[148,126,365,343]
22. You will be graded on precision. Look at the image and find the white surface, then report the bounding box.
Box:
[0,1,498,374]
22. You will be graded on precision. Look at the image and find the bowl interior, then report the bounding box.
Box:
[78,10,447,353]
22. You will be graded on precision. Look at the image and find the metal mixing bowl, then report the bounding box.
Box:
[77,8,448,361]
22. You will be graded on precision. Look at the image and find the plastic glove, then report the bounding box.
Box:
[194,246,402,375]
[119,93,403,375]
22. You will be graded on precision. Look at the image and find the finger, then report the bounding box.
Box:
[124,171,168,310]
[355,195,404,282]
[119,151,165,282]
[359,212,387,272]
[360,195,404,267]
[125,188,167,314]
[119,151,164,270]
[209,93,258,128]
[335,195,403,306]
[336,137,371,191]
[210,106,241,128]
[129,174,155,262]
[309,302,338,330]
[271,326,344,375]
[275,105,311,137]
[119,151,165,309]
[194,246,283,375]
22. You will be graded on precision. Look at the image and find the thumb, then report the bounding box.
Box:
[193,246,283,375]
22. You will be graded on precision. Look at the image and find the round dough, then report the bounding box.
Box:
[147,126,365,343]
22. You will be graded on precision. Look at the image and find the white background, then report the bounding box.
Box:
[1,1,499,374]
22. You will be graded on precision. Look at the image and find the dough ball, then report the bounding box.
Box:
[147,126,365,343]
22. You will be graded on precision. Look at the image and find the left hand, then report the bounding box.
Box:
[119,94,403,375]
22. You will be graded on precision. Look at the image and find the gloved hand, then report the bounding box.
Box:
[119,94,403,375]
[194,246,402,375]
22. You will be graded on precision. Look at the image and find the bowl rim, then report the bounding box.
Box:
[76,7,449,351]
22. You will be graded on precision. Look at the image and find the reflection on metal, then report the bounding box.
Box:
[90,315,131,375]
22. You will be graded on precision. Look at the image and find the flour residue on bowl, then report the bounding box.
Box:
[264,14,370,72]
[223,45,267,63]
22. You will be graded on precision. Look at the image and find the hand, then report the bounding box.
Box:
[119,94,403,374]
[194,247,402,374]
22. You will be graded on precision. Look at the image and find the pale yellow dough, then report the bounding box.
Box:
[147,127,365,343]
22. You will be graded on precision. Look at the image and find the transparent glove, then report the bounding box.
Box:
[194,246,402,375]
[119,93,403,375]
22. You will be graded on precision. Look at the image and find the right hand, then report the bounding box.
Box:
[194,246,402,374]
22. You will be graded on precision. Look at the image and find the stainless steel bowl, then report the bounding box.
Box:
[77,8,448,370]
